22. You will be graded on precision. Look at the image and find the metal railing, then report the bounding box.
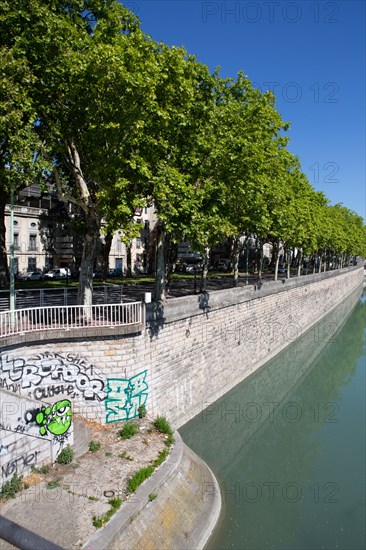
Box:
[0,285,125,311]
[0,302,142,339]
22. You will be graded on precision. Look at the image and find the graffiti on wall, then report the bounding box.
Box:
[0,352,106,402]
[105,371,148,423]
[25,399,72,438]
[23,399,73,450]
[2,450,40,479]
[36,399,72,436]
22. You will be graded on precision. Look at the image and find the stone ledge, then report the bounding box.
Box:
[82,431,221,550]
[147,266,363,325]
[0,323,144,349]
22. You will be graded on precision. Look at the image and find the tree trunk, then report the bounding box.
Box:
[269,239,277,270]
[0,187,9,287]
[77,211,102,307]
[200,246,211,292]
[126,243,132,277]
[232,235,240,287]
[297,247,303,277]
[245,235,250,285]
[257,237,264,280]
[274,239,281,281]
[165,238,177,297]
[286,249,291,279]
[153,220,165,303]
[292,246,297,266]
[100,232,112,281]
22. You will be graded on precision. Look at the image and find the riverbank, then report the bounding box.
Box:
[0,421,221,550]
[0,417,168,549]
[180,285,365,550]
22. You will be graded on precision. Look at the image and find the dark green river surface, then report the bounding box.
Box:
[179,287,365,550]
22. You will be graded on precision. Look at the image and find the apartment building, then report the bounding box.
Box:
[4,185,158,276]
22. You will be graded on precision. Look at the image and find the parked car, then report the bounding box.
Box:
[17,272,31,281]
[27,271,44,281]
[44,268,71,279]
[108,269,123,278]
[17,271,44,281]
[185,263,203,274]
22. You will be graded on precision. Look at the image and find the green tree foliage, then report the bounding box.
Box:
[135,46,218,301]
[0,0,364,300]
[1,0,162,303]
[0,43,48,284]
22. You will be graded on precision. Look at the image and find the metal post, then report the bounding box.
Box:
[9,186,15,326]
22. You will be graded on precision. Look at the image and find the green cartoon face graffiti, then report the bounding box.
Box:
[35,399,72,436]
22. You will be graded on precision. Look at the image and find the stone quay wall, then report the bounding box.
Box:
[0,267,363,483]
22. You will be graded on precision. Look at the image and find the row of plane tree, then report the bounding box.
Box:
[1,0,365,303]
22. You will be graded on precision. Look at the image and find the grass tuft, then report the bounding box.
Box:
[126,466,154,494]
[118,422,139,440]
[119,451,134,461]
[88,441,101,452]
[56,445,74,464]
[92,496,122,528]
[153,416,173,436]
[0,474,25,500]
[152,448,169,468]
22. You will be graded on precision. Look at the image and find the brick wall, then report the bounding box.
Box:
[0,266,363,485]
[0,389,73,483]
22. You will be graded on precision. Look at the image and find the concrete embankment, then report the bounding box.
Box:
[82,431,221,550]
[1,267,363,549]
[1,267,364,486]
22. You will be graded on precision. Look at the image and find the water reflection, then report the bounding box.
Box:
[180,286,365,550]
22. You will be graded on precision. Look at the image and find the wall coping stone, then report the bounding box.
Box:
[147,265,362,325]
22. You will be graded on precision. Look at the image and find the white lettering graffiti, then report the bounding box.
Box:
[0,353,106,402]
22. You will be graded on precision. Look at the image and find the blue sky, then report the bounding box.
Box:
[121,0,365,219]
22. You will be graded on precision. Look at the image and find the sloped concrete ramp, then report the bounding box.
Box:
[82,431,221,550]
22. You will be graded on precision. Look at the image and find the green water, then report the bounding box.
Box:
[179,288,365,550]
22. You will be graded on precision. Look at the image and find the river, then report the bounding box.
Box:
[179,286,365,550]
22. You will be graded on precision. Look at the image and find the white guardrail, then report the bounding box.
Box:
[0,302,143,339]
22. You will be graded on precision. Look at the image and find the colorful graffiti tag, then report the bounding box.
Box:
[105,371,148,423]
[34,399,72,437]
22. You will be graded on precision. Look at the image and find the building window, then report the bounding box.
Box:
[30,222,37,228]
[29,234,37,251]
[28,257,37,271]
[144,220,149,230]
[13,258,19,274]
[136,238,141,249]
[13,233,19,250]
